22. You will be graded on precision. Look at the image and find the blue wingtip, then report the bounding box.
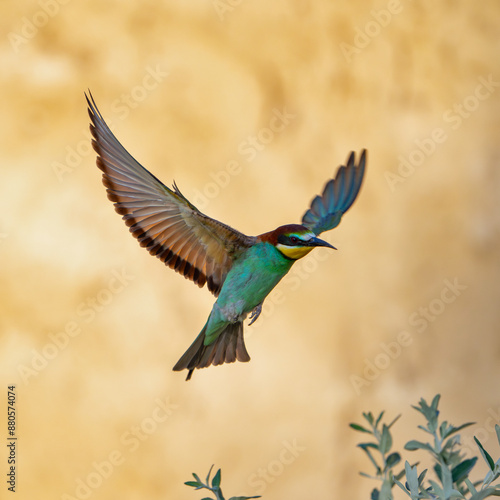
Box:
[301,149,366,235]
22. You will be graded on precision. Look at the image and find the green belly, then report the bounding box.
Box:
[206,242,294,337]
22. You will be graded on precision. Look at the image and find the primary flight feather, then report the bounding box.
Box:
[86,92,366,380]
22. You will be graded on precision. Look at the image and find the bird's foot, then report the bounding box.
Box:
[248,303,263,325]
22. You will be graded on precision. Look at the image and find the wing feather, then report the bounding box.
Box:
[86,92,256,296]
[301,150,366,235]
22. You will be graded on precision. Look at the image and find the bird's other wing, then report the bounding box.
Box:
[301,150,366,236]
[86,92,256,296]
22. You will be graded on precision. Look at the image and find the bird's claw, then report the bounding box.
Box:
[248,303,263,325]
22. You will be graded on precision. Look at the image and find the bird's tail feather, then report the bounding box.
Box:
[173,321,250,381]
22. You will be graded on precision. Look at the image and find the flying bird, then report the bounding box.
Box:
[86,92,366,380]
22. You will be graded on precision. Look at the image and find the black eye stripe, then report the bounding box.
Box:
[277,234,306,246]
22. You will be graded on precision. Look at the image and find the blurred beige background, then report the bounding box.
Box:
[1,1,499,498]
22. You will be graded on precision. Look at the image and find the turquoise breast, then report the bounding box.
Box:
[215,242,295,317]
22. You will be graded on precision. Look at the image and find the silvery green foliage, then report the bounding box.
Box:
[351,395,500,500]
[185,465,261,500]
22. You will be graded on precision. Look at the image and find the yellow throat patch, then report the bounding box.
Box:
[276,243,314,260]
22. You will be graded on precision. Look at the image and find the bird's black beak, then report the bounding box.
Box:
[309,236,336,250]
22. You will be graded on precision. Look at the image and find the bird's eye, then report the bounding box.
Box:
[290,236,299,244]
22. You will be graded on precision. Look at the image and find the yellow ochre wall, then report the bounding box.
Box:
[1,1,499,498]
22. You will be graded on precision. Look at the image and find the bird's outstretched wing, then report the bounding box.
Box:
[86,92,256,296]
[301,150,366,235]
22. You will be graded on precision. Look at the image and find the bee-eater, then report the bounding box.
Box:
[86,92,366,380]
